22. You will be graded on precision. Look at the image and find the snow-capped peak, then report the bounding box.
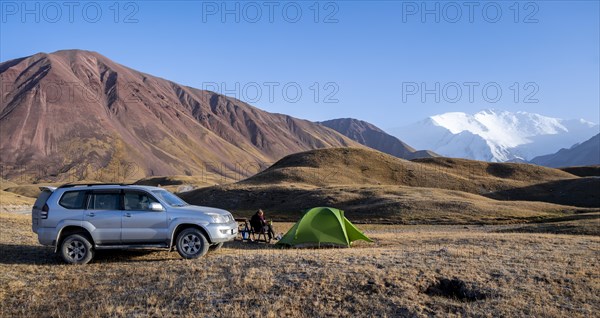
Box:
[390,110,598,162]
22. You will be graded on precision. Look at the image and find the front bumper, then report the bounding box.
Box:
[205,221,238,243]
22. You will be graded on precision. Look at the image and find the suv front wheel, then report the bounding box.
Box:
[176,228,209,259]
[60,234,94,264]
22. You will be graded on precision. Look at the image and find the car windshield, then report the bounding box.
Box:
[152,190,188,207]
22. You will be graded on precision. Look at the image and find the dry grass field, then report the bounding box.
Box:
[0,192,34,209]
[1,211,598,317]
[242,148,575,193]
[180,148,599,223]
[181,183,598,224]
[1,149,598,317]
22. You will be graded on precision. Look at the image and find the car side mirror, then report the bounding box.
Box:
[149,202,165,212]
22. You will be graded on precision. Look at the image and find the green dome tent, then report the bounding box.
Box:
[277,207,372,247]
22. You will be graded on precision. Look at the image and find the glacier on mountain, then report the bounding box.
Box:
[389,109,598,162]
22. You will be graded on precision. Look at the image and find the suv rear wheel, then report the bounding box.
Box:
[176,228,209,259]
[60,234,94,264]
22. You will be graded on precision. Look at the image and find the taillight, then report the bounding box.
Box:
[41,204,49,219]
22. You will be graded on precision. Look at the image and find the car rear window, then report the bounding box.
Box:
[59,191,86,209]
[33,189,53,209]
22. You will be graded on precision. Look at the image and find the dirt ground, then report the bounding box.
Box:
[0,211,598,317]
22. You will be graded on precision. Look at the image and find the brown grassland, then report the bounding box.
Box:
[180,148,599,223]
[1,211,598,317]
[1,149,598,317]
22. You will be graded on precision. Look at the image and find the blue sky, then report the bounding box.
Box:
[1,1,599,129]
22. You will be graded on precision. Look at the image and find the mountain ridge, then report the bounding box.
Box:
[531,133,600,168]
[0,49,363,182]
[319,118,438,160]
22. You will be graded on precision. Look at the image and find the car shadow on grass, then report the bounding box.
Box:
[0,244,178,264]
[0,244,59,265]
[93,249,177,263]
[225,239,280,250]
[0,240,283,265]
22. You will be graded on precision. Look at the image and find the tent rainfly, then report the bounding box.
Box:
[276,207,372,247]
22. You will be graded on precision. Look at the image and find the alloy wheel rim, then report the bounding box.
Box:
[67,240,86,261]
[182,234,201,254]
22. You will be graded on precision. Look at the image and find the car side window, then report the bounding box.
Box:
[124,191,158,211]
[88,193,121,210]
[59,191,86,209]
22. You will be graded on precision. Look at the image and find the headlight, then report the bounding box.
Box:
[209,214,230,224]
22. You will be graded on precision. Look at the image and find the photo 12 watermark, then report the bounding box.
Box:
[200,1,339,23]
[0,161,140,184]
[401,81,540,104]
[1,80,105,104]
[0,80,341,106]
[201,81,340,104]
[400,1,539,23]
[1,1,140,23]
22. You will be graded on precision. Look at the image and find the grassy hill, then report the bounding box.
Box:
[0,178,18,190]
[485,177,600,208]
[4,185,56,199]
[180,148,598,224]
[496,212,600,236]
[3,147,596,224]
[180,183,591,224]
[412,156,576,183]
[560,165,600,177]
[241,148,574,194]
[0,190,34,207]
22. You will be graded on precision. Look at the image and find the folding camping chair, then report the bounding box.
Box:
[236,218,271,243]
[251,224,271,243]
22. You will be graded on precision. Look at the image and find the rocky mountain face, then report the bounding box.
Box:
[319,118,437,160]
[0,50,361,182]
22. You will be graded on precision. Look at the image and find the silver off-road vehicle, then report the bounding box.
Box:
[32,184,237,264]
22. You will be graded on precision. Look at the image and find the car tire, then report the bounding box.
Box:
[60,234,94,264]
[209,242,224,251]
[176,228,209,259]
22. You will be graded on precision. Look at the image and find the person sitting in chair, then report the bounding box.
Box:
[250,209,275,241]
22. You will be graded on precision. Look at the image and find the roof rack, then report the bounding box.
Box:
[57,183,130,189]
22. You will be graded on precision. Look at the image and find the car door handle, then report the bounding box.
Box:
[87,212,95,217]
[124,213,132,217]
